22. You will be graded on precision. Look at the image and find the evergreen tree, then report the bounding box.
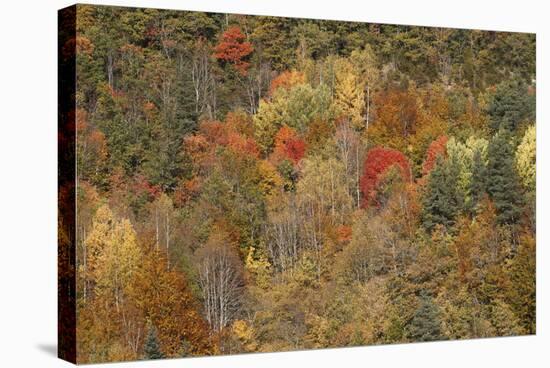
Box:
[422,155,463,232]
[486,130,523,225]
[143,325,164,360]
[488,79,535,132]
[406,292,446,342]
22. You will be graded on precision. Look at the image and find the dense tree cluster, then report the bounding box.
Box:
[72,5,536,363]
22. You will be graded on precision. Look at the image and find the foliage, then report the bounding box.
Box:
[73,6,536,362]
[214,26,253,75]
[486,130,524,224]
[360,147,411,208]
[516,124,536,193]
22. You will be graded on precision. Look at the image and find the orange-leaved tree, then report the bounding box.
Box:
[360,147,411,208]
[271,125,306,165]
[214,26,253,76]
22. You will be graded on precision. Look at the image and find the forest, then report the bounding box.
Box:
[66,4,535,363]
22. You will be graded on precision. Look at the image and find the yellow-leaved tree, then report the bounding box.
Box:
[516,124,536,193]
[333,58,365,130]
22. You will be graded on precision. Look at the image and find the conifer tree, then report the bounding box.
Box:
[144,325,164,360]
[488,79,535,132]
[406,292,446,342]
[486,130,523,224]
[422,155,462,232]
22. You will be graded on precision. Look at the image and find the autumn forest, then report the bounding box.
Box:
[65,4,535,363]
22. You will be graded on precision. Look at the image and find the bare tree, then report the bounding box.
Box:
[197,240,243,334]
[335,119,364,209]
[266,197,301,272]
[188,39,217,119]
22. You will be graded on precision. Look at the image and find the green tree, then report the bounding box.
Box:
[253,83,332,154]
[488,79,535,132]
[406,292,446,342]
[486,130,523,224]
[143,325,165,359]
[422,155,463,232]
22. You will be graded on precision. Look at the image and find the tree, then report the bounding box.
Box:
[253,83,332,154]
[360,147,411,208]
[271,125,306,165]
[421,135,448,177]
[506,234,536,333]
[349,46,379,129]
[422,155,463,232]
[333,59,365,130]
[143,325,164,359]
[370,87,420,152]
[406,292,446,342]
[150,193,175,267]
[214,26,253,75]
[197,231,244,334]
[79,204,144,361]
[86,205,142,313]
[269,70,305,95]
[486,130,523,225]
[470,148,487,213]
[488,79,535,132]
[446,136,489,213]
[516,124,536,193]
[133,251,212,356]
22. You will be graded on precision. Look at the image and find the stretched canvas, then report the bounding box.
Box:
[58,3,536,364]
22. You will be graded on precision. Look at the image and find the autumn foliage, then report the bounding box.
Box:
[269,70,306,95]
[271,125,306,164]
[69,5,536,363]
[360,147,411,207]
[214,26,253,75]
[422,135,448,176]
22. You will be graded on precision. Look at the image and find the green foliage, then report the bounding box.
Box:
[486,130,524,224]
[406,292,446,342]
[488,79,535,132]
[143,325,165,360]
[446,136,489,213]
[422,155,463,232]
[254,84,333,154]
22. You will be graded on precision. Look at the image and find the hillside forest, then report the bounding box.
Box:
[65,4,535,363]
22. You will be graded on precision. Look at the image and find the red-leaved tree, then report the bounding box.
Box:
[214,26,253,76]
[360,146,411,207]
[271,125,306,164]
[422,135,448,177]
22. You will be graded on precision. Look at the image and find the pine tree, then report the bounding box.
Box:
[422,155,463,232]
[406,292,446,342]
[486,130,523,225]
[143,325,164,360]
[488,79,535,132]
